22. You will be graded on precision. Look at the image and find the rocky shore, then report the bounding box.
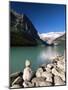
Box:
[10,55,66,89]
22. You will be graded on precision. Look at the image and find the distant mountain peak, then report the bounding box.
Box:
[39,32,65,45]
[39,32,65,39]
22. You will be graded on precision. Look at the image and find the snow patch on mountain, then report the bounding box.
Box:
[38,32,65,45]
[38,32,65,40]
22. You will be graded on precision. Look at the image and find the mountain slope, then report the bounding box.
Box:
[10,10,40,46]
[53,33,66,45]
[39,32,65,45]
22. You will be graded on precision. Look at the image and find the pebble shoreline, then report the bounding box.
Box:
[10,55,66,88]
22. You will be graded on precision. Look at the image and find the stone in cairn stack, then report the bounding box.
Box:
[23,60,33,87]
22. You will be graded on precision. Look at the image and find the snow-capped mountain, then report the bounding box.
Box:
[38,32,65,45]
[39,32,65,40]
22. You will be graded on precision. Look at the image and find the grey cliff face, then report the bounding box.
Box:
[10,10,39,46]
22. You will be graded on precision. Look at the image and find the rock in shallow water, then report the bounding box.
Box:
[23,67,33,81]
[54,75,65,85]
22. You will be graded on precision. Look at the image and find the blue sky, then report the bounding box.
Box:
[10,2,66,33]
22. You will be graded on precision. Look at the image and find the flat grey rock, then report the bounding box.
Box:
[54,75,65,85]
[12,76,23,86]
[31,77,52,87]
[10,84,22,89]
[42,71,53,82]
[36,68,43,77]
[52,67,65,81]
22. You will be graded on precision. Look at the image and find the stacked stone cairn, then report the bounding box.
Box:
[10,55,66,88]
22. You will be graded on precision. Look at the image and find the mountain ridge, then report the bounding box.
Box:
[10,10,40,46]
[39,32,65,45]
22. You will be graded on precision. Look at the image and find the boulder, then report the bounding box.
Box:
[52,68,59,76]
[23,81,34,87]
[23,67,33,81]
[47,63,57,69]
[58,56,64,61]
[23,82,28,87]
[52,68,65,81]
[31,77,45,86]
[59,73,65,81]
[10,72,20,78]
[36,68,43,77]
[10,84,22,89]
[42,71,53,82]
[57,60,65,71]
[47,64,54,69]
[46,77,52,83]
[39,81,52,86]
[31,77,52,87]
[45,67,52,73]
[10,72,23,86]
[54,75,65,85]
[52,56,64,63]
[12,76,23,86]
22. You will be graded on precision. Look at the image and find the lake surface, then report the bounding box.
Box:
[10,44,65,74]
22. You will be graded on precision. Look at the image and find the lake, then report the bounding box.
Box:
[10,44,65,74]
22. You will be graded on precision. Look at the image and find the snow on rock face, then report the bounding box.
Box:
[38,32,65,45]
[38,32,65,41]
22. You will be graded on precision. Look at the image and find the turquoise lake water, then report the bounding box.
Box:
[10,44,65,74]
